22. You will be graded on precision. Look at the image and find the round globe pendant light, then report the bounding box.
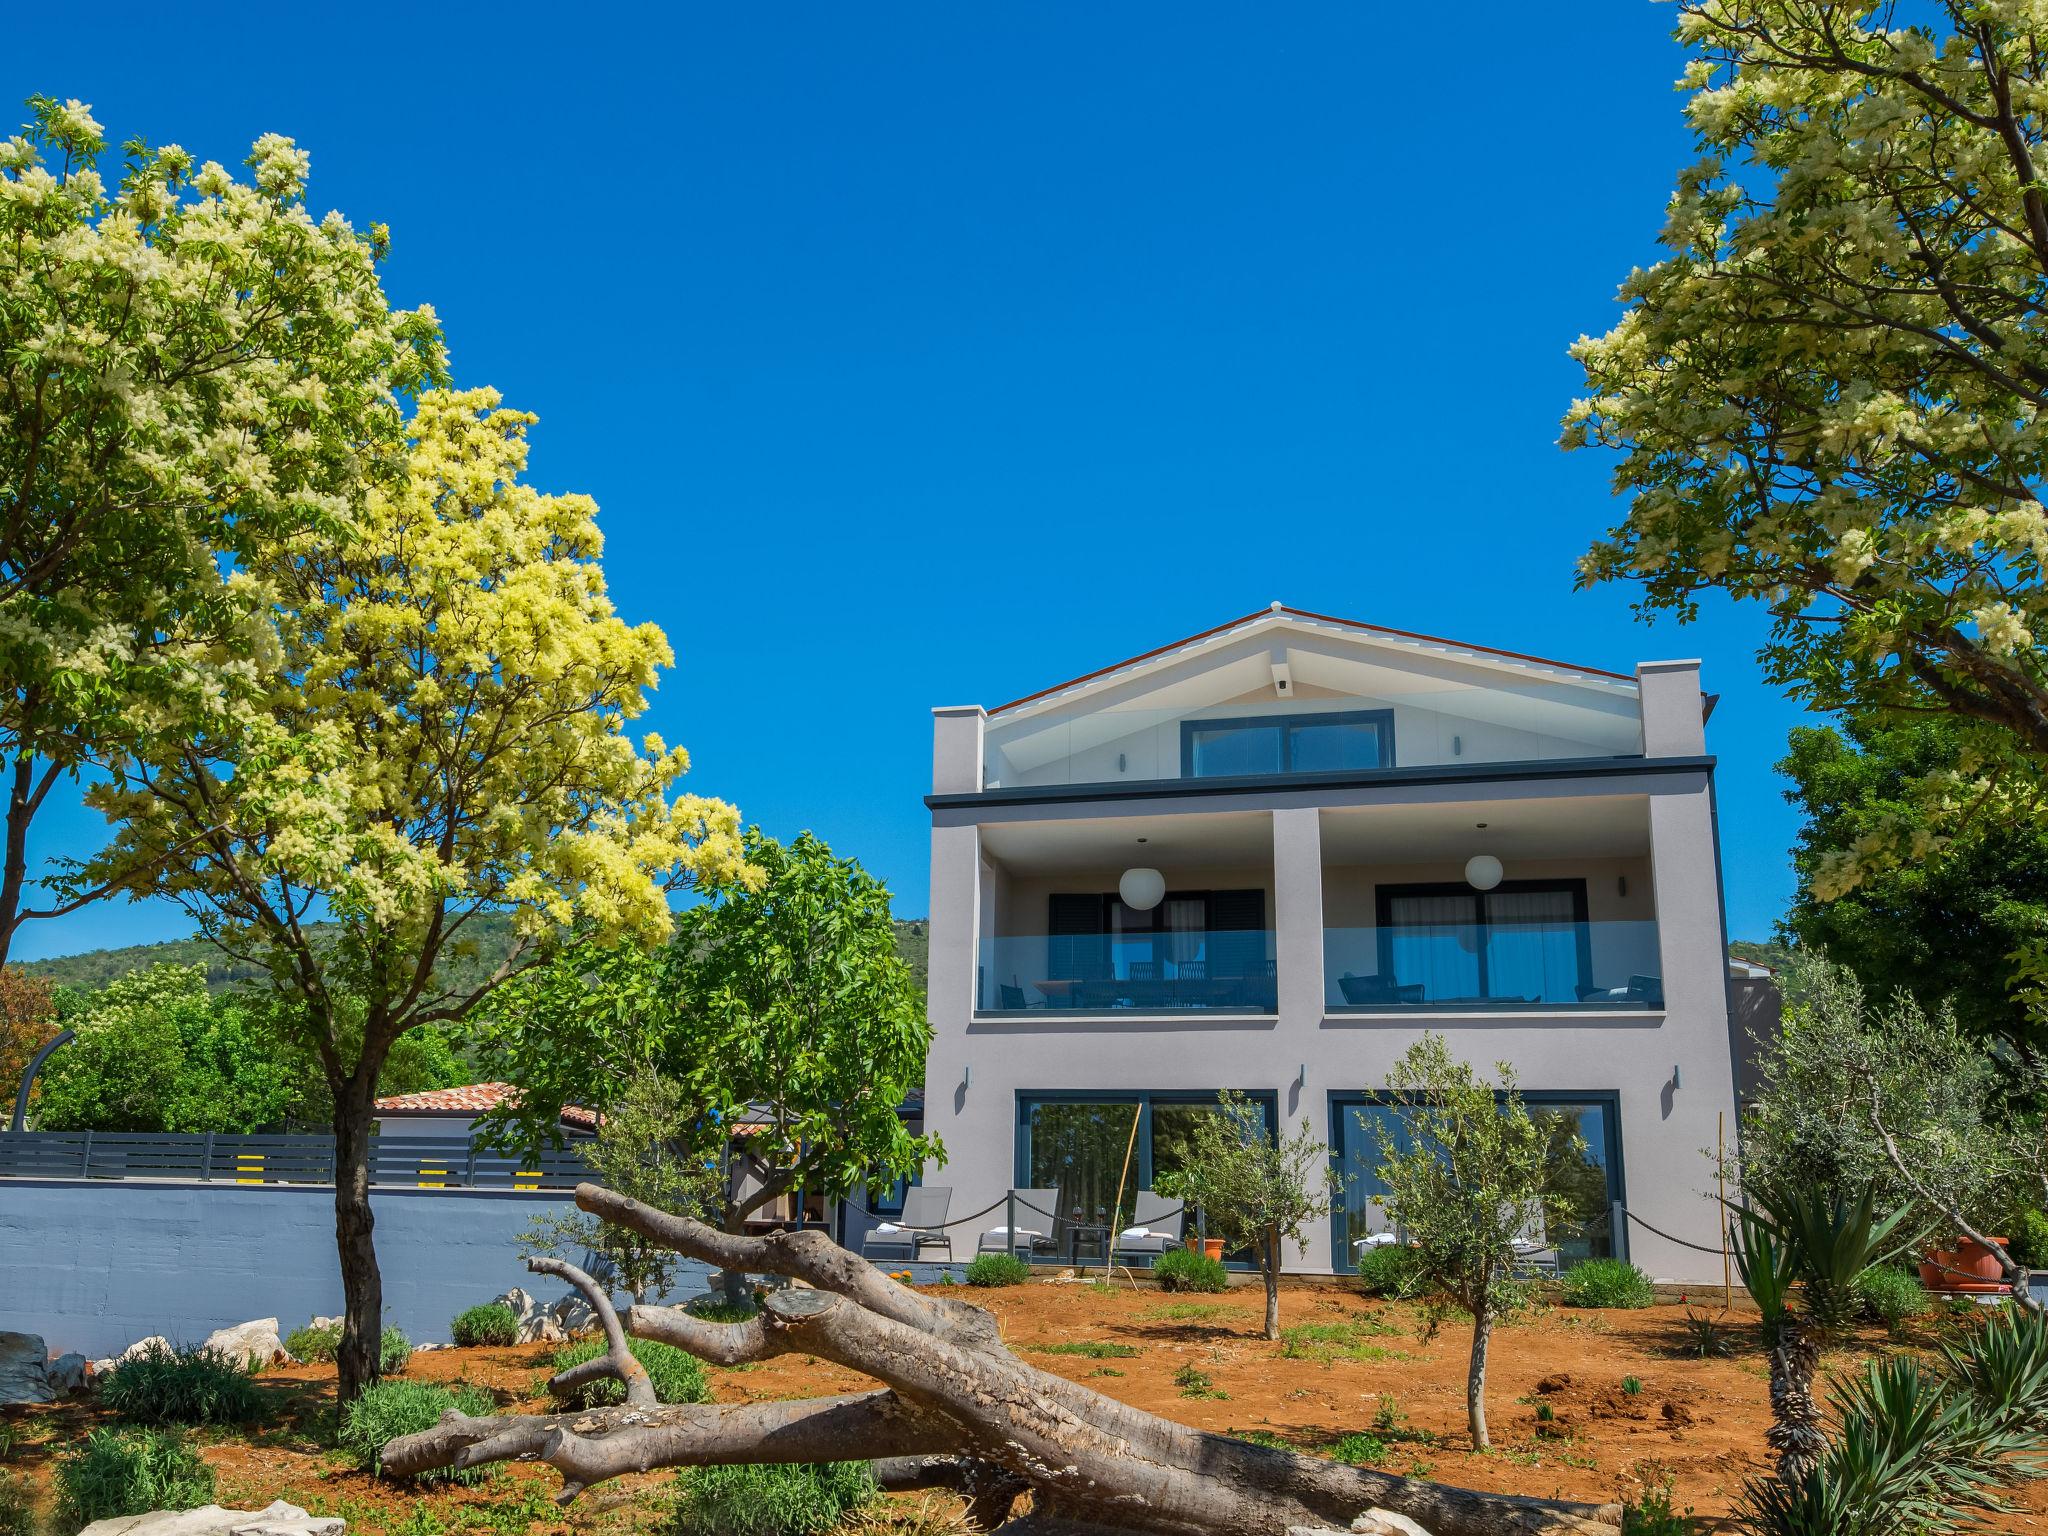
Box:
[1119,866,1166,911]
[1464,854,1504,892]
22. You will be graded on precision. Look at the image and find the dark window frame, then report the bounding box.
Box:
[1044,888,1270,980]
[1372,878,1592,1000]
[1325,1087,1625,1272]
[1178,708,1396,779]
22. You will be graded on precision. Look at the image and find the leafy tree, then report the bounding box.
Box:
[80,389,749,1400]
[1370,1034,1550,1451]
[33,965,296,1132]
[1153,1090,1336,1341]
[479,829,936,1299]
[1564,5,2048,905]
[0,95,444,969]
[1778,718,2048,1051]
[0,963,57,1109]
[522,1073,723,1304]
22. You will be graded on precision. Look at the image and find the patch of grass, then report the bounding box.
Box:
[286,1320,342,1364]
[1279,1319,1406,1364]
[1030,1340,1138,1359]
[337,1379,497,1482]
[451,1304,522,1348]
[667,1461,875,1536]
[548,1337,712,1408]
[380,1325,414,1374]
[0,1470,33,1536]
[56,1429,215,1530]
[1227,1427,1294,1450]
[1139,1302,1226,1322]
[1558,1259,1656,1310]
[1152,1248,1229,1293]
[1173,1363,1227,1399]
[963,1252,1031,1287]
[1324,1432,1388,1465]
[1085,1366,1124,1378]
[99,1343,263,1426]
[688,1297,762,1323]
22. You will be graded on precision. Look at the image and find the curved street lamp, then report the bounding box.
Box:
[9,1028,73,1134]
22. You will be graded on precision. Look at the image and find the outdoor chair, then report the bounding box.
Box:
[977,1186,1061,1259]
[1111,1189,1185,1263]
[861,1184,954,1264]
[1508,1203,1559,1278]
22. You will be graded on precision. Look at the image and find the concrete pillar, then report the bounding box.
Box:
[1636,660,1705,758]
[1271,806,1333,1270]
[932,707,986,794]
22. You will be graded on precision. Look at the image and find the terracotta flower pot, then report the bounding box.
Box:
[1199,1238,1226,1262]
[1919,1235,2010,1293]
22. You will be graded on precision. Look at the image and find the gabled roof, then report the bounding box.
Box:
[374,1081,595,1131]
[988,604,1634,718]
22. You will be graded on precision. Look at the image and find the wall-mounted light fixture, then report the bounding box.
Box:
[963,1065,973,1090]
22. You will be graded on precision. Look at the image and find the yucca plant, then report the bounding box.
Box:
[1942,1304,2048,1440]
[1832,1355,2015,1521]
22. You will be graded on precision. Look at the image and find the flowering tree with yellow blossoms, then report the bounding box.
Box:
[1565,3,2048,901]
[0,96,444,968]
[84,388,752,1400]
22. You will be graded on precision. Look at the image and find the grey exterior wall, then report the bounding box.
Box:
[922,661,1742,1286]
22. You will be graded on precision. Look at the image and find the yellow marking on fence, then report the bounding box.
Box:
[515,1169,541,1191]
[235,1154,264,1185]
[417,1164,448,1189]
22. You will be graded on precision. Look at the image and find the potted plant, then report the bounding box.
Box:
[1918,1234,2010,1292]
[1200,1237,1226,1262]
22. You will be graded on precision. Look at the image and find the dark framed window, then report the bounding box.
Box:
[1328,1089,1624,1272]
[1179,709,1395,779]
[1045,889,1268,980]
[1372,879,1592,1004]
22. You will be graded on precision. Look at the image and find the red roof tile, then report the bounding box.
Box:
[375,1081,595,1130]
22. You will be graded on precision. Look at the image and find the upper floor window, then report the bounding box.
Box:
[1179,709,1394,779]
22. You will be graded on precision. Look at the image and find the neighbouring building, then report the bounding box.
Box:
[920,604,1742,1283]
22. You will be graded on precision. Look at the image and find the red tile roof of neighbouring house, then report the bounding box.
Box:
[374,1081,596,1131]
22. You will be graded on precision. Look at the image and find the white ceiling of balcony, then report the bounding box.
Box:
[985,624,1642,773]
[980,811,1273,873]
[1320,796,1652,863]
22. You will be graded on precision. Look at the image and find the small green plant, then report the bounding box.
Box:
[687,1297,761,1323]
[667,1461,875,1536]
[0,1470,34,1536]
[379,1325,414,1374]
[1559,1259,1657,1310]
[1621,1375,1643,1396]
[1353,1242,1424,1299]
[1140,1302,1225,1322]
[1679,1308,1733,1358]
[1229,1427,1293,1449]
[1173,1363,1226,1399]
[1534,1401,1555,1422]
[1030,1340,1138,1358]
[1371,1393,1406,1435]
[1278,1320,1404,1364]
[1324,1432,1388,1465]
[451,1304,522,1348]
[963,1252,1031,1287]
[1152,1247,1229,1294]
[548,1337,712,1407]
[1621,1483,1689,1536]
[98,1343,263,1426]
[338,1379,497,1481]
[1854,1264,1928,1336]
[56,1429,215,1530]
[1086,1366,1124,1378]
[285,1320,343,1363]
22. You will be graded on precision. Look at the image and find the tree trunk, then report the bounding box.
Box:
[1766,1315,1824,1489]
[1263,1229,1281,1342]
[382,1185,1622,1536]
[332,1071,384,1404]
[1466,1305,1492,1451]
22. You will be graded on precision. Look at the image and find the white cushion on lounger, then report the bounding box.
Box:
[872,1222,905,1235]
[1120,1227,1169,1240]
[982,1226,1044,1239]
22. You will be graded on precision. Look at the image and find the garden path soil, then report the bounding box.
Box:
[8,1282,2048,1534]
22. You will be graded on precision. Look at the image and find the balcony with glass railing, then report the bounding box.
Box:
[979,930,1278,1014]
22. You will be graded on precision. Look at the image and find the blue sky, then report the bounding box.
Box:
[7,3,1814,958]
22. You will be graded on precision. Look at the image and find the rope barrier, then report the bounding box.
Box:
[1618,1204,1728,1257]
[838,1191,1186,1233]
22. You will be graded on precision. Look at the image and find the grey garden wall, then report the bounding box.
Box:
[0,1179,966,1357]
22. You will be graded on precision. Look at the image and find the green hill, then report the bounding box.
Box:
[23,914,931,996]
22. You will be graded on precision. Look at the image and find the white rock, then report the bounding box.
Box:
[201,1318,288,1367]
[491,1287,566,1344]
[0,1331,51,1405]
[77,1499,344,1536]
[120,1334,172,1363]
[90,1357,118,1379]
[308,1316,341,1332]
[1289,1516,1432,1536]
[550,1293,596,1336]
[46,1352,88,1394]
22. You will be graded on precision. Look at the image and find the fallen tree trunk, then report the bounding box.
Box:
[382,1183,1622,1535]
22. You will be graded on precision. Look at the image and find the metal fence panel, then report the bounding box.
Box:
[0,1131,589,1191]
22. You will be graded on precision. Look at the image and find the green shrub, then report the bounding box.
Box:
[548,1338,711,1408]
[285,1320,341,1363]
[964,1252,1031,1287]
[1621,1484,1689,1536]
[1854,1265,1928,1335]
[338,1379,497,1482]
[1173,1363,1226,1399]
[55,1429,214,1531]
[1558,1258,1656,1310]
[98,1344,262,1426]
[450,1304,521,1348]
[0,1470,34,1536]
[667,1461,874,1536]
[380,1326,413,1374]
[2005,1208,2048,1270]
[1152,1247,1229,1294]
[686,1297,761,1323]
[1353,1242,1423,1299]
[1324,1432,1387,1465]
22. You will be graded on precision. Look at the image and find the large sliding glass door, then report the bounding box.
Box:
[1327,1092,1623,1272]
[1376,881,1593,1006]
